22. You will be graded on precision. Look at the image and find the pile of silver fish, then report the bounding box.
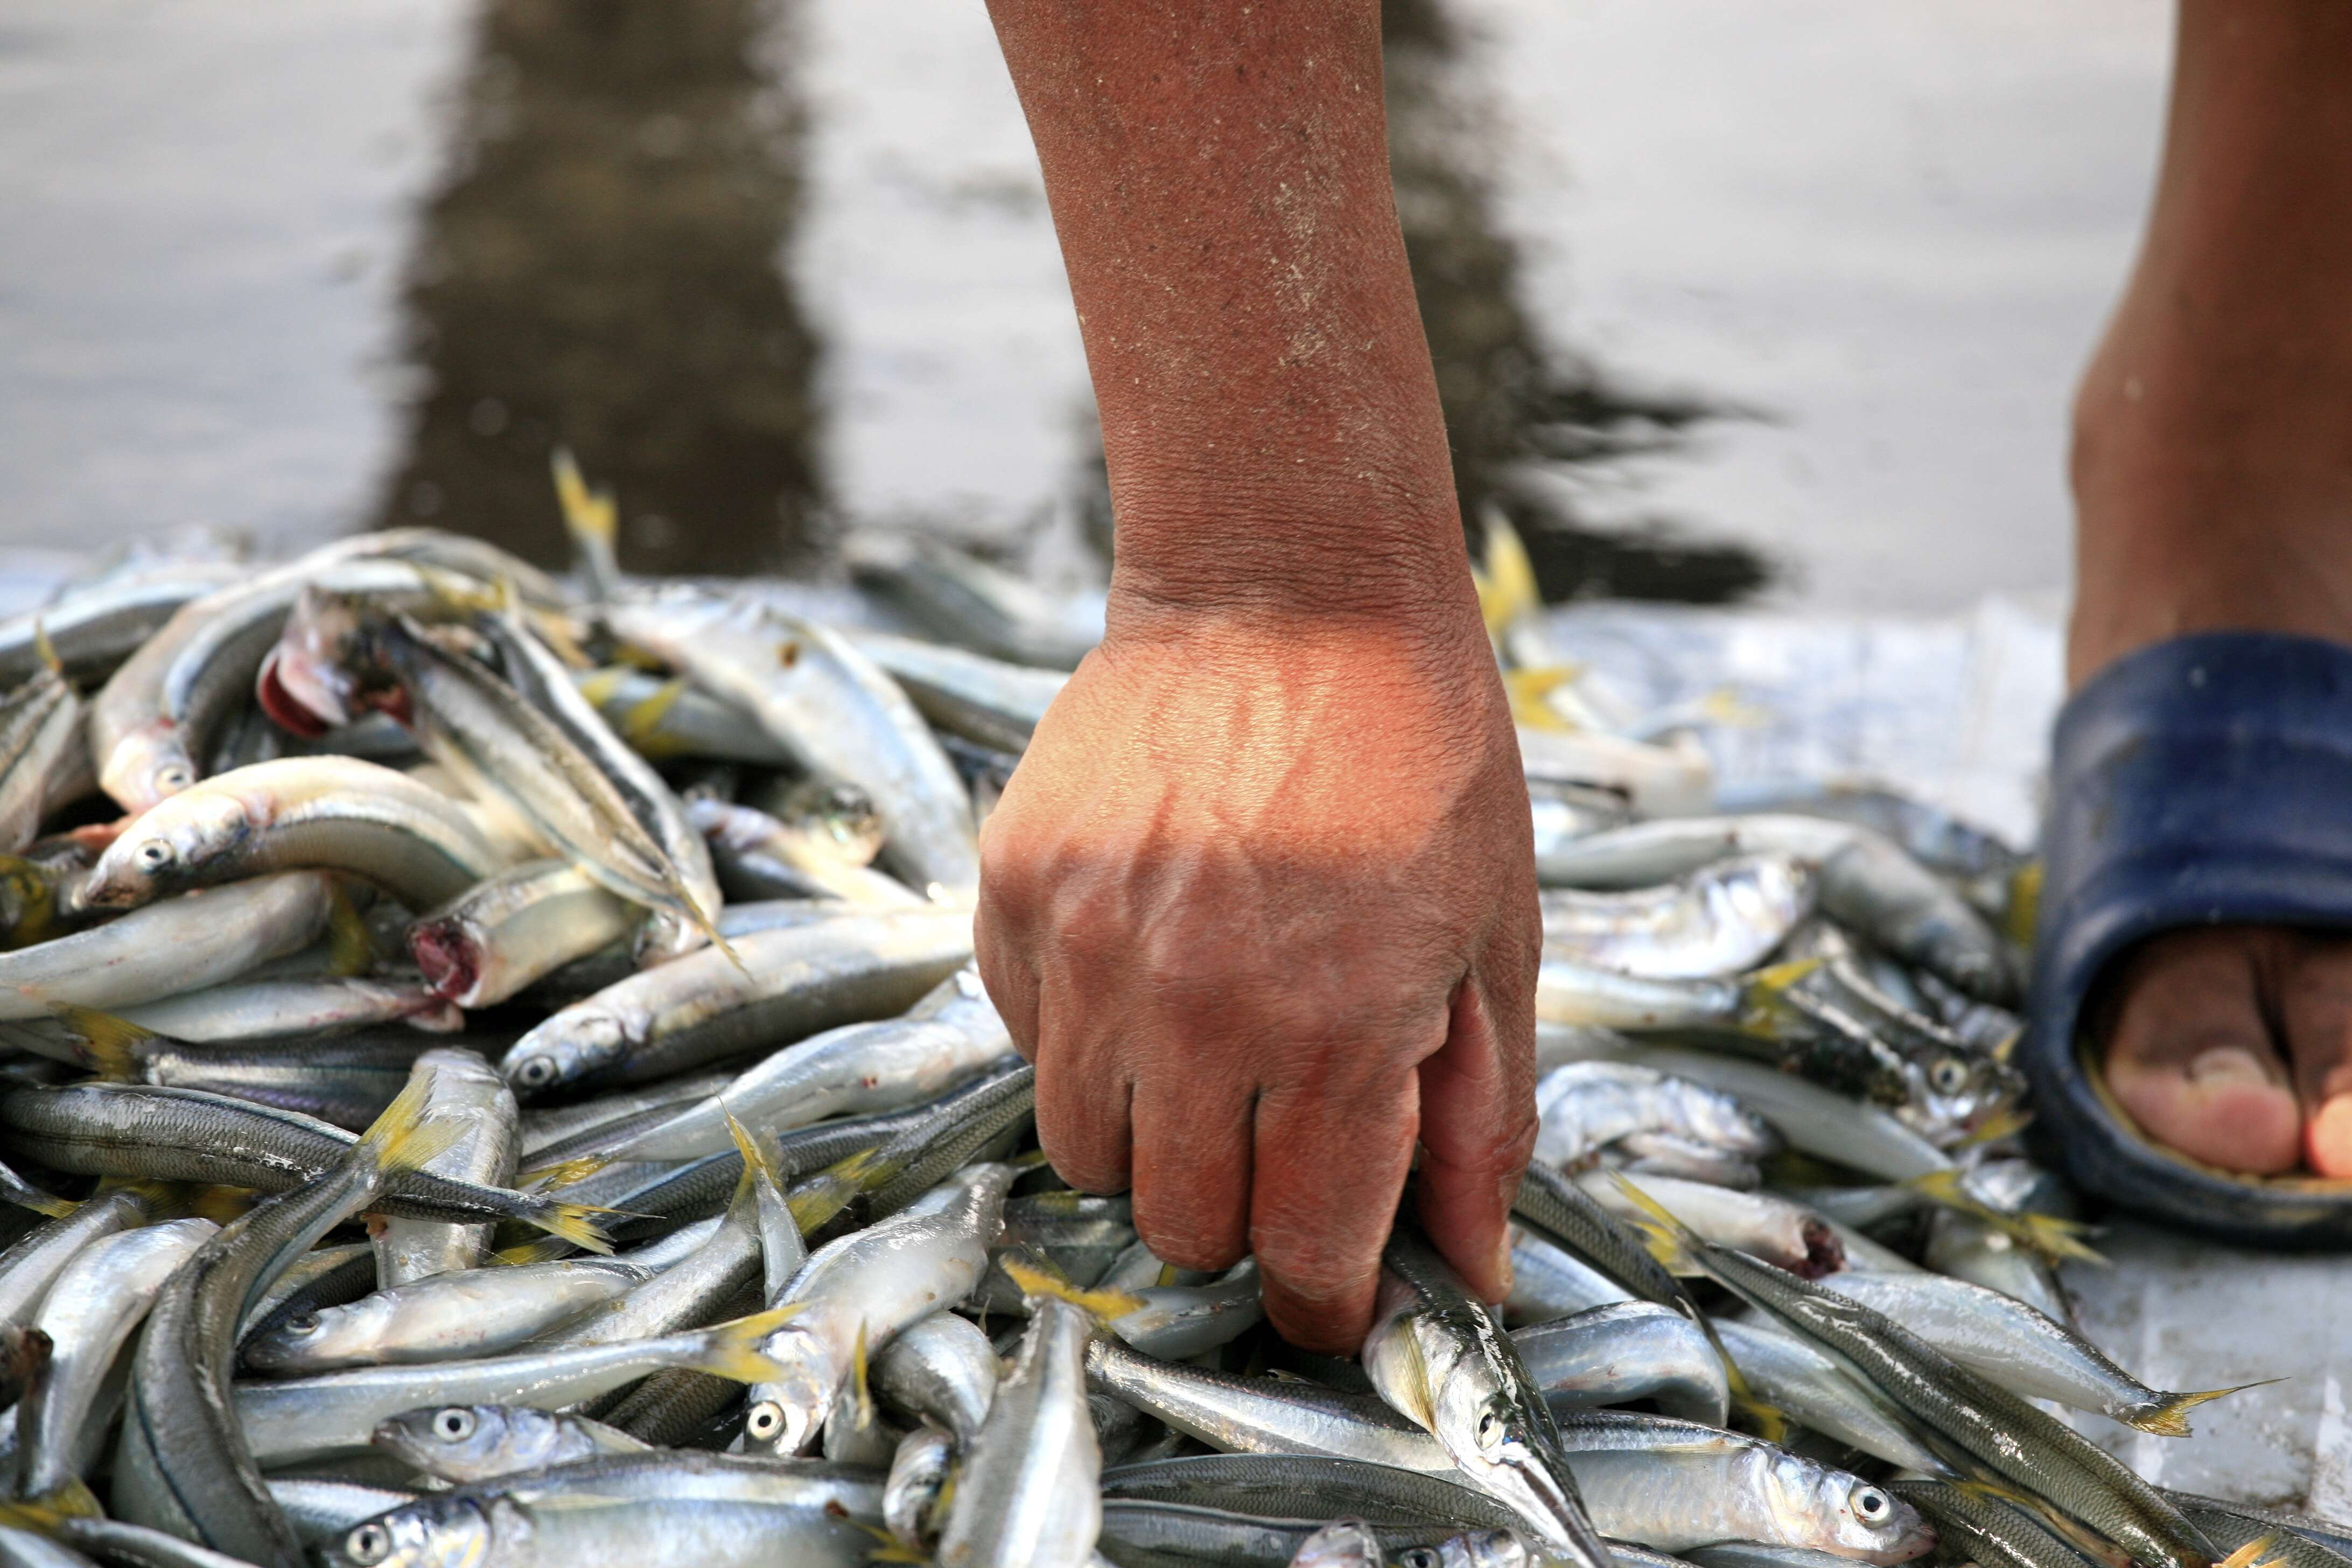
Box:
[0,513,2331,1568]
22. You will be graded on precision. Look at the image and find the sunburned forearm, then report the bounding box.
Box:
[984,0,1469,628]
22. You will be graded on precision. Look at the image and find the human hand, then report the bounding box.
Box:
[974,607,1539,1353]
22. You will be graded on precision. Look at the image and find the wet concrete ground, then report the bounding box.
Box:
[1,0,2167,609]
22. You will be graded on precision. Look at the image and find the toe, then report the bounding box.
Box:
[2100,929,2301,1175]
[2276,934,2352,1177]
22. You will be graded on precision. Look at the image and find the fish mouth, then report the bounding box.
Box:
[409,918,482,1003]
[1491,1446,1611,1568]
[258,647,341,737]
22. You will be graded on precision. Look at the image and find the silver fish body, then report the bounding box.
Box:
[885,1424,955,1552]
[1709,1317,1948,1476]
[408,860,638,1010]
[1110,1258,1266,1361]
[612,968,1011,1159]
[846,629,1069,752]
[0,1187,157,1328]
[1086,1334,1447,1472]
[118,979,457,1042]
[373,1049,517,1286]
[606,586,980,895]
[16,1217,219,1500]
[0,872,334,1021]
[83,757,504,912]
[369,1403,649,1483]
[1510,1303,1729,1426]
[500,907,974,1094]
[242,1258,650,1374]
[1539,854,1813,979]
[872,1308,1000,1442]
[745,1162,1013,1455]
[323,1491,873,1568]
[689,793,921,907]
[0,669,85,855]
[937,1296,1102,1568]
[1533,1062,1779,1179]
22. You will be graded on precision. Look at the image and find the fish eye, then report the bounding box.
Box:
[1397,1552,1440,1568]
[135,840,174,872]
[1930,1059,1970,1095]
[1854,1488,1889,1522]
[1475,1409,1506,1451]
[513,1055,558,1089]
[284,1312,321,1337]
[746,1401,785,1441]
[155,764,192,790]
[345,1523,391,1565]
[434,1407,477,1441]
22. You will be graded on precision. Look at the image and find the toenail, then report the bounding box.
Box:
[2186,1046,2273,1087]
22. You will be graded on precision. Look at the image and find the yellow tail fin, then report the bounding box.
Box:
[359,1076,464,1174]
[551,449,618,550]
[515,1155,610,1193]
[521,1201,618,1256]
[2216,1534,2283,1568]
[1506,667,1583,733]
[2124,1381,2283,1440]
[726,1110,788,1198]
[324,878,374,978]
[1000,1254,1145,1322]
[493,1236,574,1266]
[1738,957,1825,1038]
[1603,1170,1703,1277]
[1476,510,1541,642]
[687,1299,809,1384]
[574,666,631,711]
[619,677,691,757]
[849,1320,875,1431]
[49,1004,156,1080]
[1902,1169,2108,1266]
[30,621,64,682]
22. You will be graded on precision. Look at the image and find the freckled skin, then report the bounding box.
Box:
[975,0,1538,1354]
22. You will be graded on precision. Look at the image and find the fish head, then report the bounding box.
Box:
[1396,1530,1534,1568]
[777,780,885,865]
[743,1328,832,1455]
[97,722,199,814]
[1902,1050,2025,1144]
[85,792,248,906]
[503,1011,633,1096]
[1292,1519,1388,1567]
[264,586,374,733]
[372,1404,535,1481]
[1804,1471,1935,1565]
[244,1295,396,1375]
[1441,1383,1604,1566]
[330,1495,489,1568]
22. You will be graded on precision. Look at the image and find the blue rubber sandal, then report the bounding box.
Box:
[2027,631,2352,1243]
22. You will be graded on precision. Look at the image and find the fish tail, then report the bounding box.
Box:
[7,1186,75,1221]
[515,1154,610,1193]
[2126,1381,2283,1439]
[574,665,631,710]
[1602,1170,1702,1276]
[1506,666,1581,732]
[24,1479,101,1520]
[0,855,59,946]
[1002,1254,1145,1321]
[359,1076,464,1174]
[30,620,62,681]
[849,1518,928,1565]
[1707,1329,1790,1444]
[492,1236,574,1266]
[50,1003,155,1080]
[694,905,747,976]
[2217,1534,2283,1568]
[725,1110,786,1199]
[1738,956,1825,1037]
[551,448,618,551]
[1902,1170,2109,1266]
[620,676,690,749]
[94,1176,180,1219]
[687,1299,809,1383]
[1475,508,1540,640]
[324,878,374,978]
[2004,859,2042,948]
[1956,1107,2033,1147]
[522,1200,618,1256]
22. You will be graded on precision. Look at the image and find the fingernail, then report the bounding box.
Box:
[2186,1046,2273,1087]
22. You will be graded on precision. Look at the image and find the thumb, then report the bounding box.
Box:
[1413,971,1537,1302]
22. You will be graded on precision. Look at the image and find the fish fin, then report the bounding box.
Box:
[1955,1107,2033,1148]
[1156,1261,1180,1289]
[788,1147,886,1232]
[5,1186,76,1221]
[356,1074,460,1172]
[93,1176,179,1217]
[687,1299,810,1383]
[851,1320,874,1431]
[1737,957,1825,1037]
[551,448,618,552]
[1476,510,1540,641]
[324,878,374,978]
[2125,1381,2284,1439]
[1901,1170,2108,1266]
[493,1236,574,1266]
[2004,859,2042,948]
[2217,1534,2284,1568]
[25,1479,101,1521]
[1506,667,1582,732]
[1602,1170,1703,1277]
[0,1495,79,1532]
[30,620,63,682]
[575,666,631,710]
[619,676,690,746]
[515,1155,611,1193]
[845,1516,927,1564]
[48,1004,156,1079]
[1000,1254,1145,1321]
[697,909,747,976]
[0,855,60,947]
[523,1202,618,1256]
[1007,1147,1053,1170]
[726,1110,787,1199]
[1705,1328,1789,1444]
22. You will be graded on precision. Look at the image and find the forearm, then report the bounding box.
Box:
[984,0,1470,631]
